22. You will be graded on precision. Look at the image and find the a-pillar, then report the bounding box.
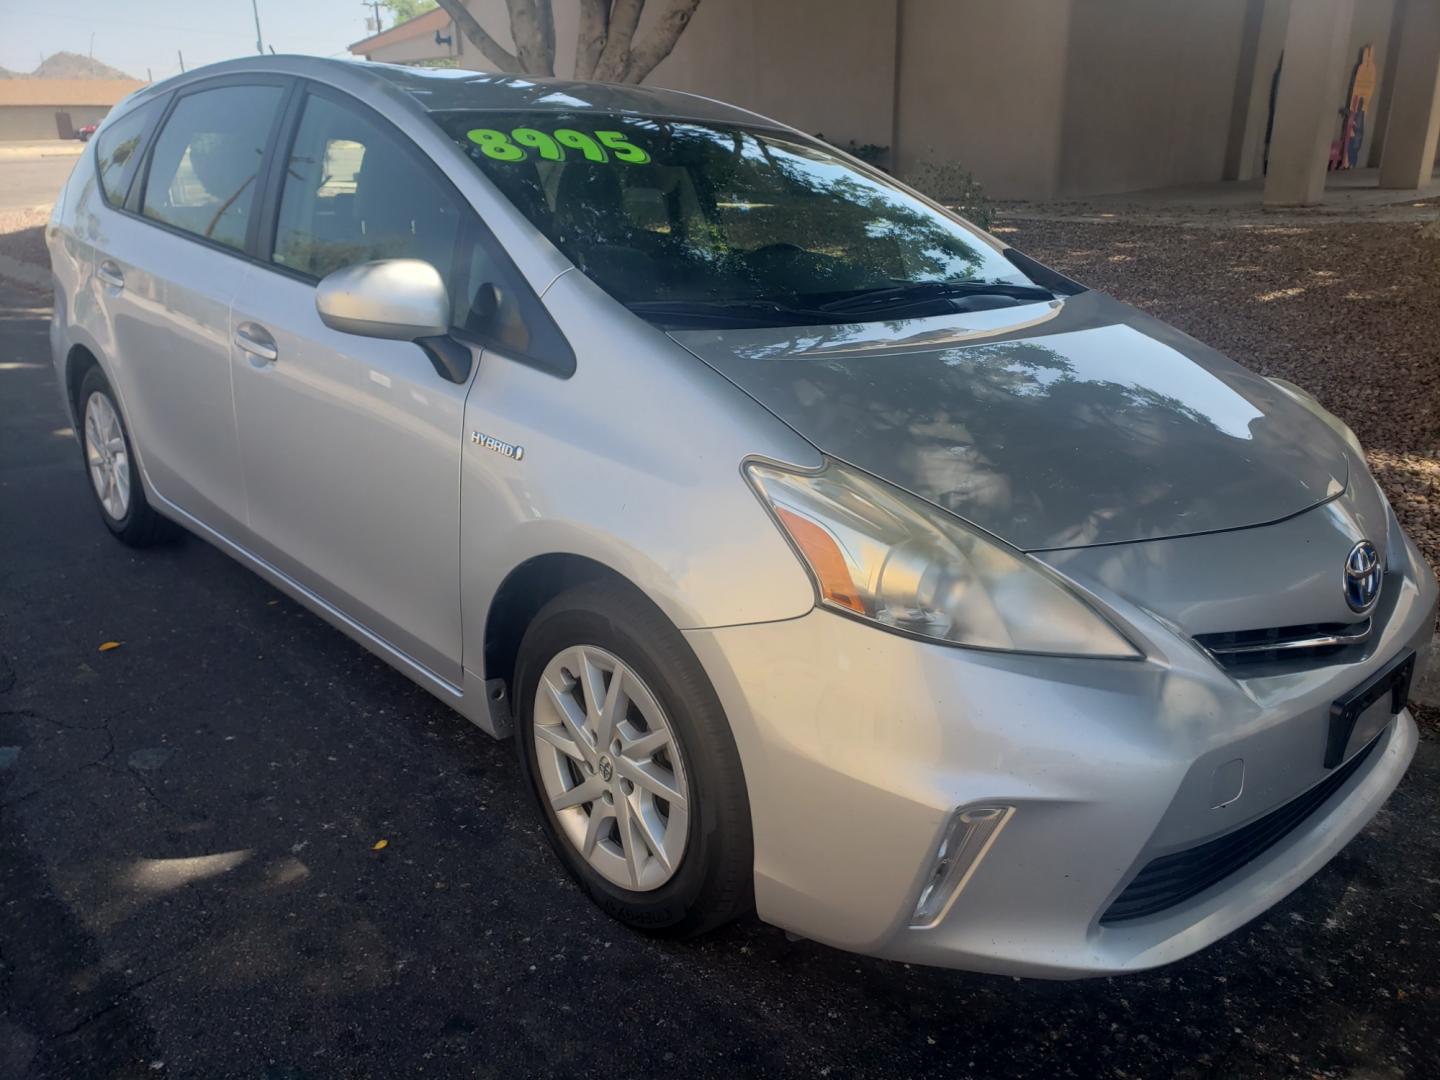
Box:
[1379,0,1440,189]
[1263,0,1356,207]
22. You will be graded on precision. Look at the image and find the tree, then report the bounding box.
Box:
[381,0,439,24]
[432,0,702,83]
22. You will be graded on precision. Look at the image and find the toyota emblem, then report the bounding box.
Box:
[1343,540,1382,614]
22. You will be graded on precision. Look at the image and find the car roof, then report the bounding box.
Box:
[128,54,778,129]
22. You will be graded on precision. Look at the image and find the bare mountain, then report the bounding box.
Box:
[29,52,134,80]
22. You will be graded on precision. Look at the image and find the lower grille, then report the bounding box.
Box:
[1101,735,1380,924]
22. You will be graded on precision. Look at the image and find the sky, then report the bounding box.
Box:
[0,0,386,82]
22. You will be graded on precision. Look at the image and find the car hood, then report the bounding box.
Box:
[669,290,1350,550]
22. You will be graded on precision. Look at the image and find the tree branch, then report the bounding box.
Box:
[574,0,610,80]
[622,0,701,83]
[535,0,557,73]
[592,0,645,82]
[506,0,556,77]
[434,0,522,73]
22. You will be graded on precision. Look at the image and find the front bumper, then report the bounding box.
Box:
[685,528,1436,979]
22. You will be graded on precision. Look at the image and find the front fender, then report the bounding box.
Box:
[459,271,822,679]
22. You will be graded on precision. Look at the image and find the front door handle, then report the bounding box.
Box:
[96,260,124,289]
[234,322,279,364]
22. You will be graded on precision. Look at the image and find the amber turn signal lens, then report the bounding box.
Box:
[775,506,868,615]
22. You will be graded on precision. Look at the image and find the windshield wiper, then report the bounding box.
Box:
[818,281,1055,313]
[624,298,840,327]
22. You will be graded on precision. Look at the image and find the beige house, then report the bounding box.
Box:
[349,0,1440,205]
[0,79,146,141]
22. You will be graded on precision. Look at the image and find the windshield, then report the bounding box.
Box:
[435,111,1039,325]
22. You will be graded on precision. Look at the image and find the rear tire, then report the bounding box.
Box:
[77,366,176,547]
[514,580,753,937]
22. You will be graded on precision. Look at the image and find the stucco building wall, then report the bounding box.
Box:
[0,104,110,140]
[892,0,1070,200]
[361,0,1424,201]
[1057,0,1251,196]
[456,0,898,149]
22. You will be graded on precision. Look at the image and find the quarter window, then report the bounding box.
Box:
[141,84,284,252]
[95,101,156,208]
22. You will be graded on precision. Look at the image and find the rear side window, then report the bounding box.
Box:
[272,90,570,371]
[142,84,284,252]
[94,102,156,208]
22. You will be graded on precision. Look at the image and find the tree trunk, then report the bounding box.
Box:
[574,0,610,80]
[435,0,705,86]
[592,0,646,82]
[506,0,556,77]
[434,0,522,74]
[622,0,702,83]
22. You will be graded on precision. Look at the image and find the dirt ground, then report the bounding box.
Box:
[0,208,49,269]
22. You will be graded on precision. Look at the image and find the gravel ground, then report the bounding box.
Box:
[1003,216,1440,729]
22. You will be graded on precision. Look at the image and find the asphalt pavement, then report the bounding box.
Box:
[2,280,1439,1078]
[0,152,81,212]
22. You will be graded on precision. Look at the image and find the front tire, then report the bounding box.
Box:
[514,580,753,937]
[78,366,175,547]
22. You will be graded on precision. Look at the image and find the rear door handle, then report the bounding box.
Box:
[234,322,279,364]
[96,260,124,289]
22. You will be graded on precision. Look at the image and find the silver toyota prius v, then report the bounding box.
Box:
[48,57,1436,978]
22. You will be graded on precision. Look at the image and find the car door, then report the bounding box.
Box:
[226,85,489,689]
[90,77,291,537]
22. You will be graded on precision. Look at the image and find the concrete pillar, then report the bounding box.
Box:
[1264,0,1355,207]
[1379,0,1440,189]
[1223,0,1268,181]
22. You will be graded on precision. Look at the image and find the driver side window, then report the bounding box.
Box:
[270,90,571,373]
[273,92,494,335]
[273,94,462,282]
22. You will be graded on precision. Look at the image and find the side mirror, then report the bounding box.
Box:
[316,258,449,339]
[315,259,472,384]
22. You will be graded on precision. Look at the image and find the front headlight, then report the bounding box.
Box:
[746,458,1139,658]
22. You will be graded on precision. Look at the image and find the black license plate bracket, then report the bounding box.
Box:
[1326,650,1414,768]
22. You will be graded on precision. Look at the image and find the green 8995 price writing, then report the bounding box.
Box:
[466,127,651,165]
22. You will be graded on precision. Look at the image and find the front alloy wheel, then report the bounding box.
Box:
[533,645,690,891]
[514,580,753,937]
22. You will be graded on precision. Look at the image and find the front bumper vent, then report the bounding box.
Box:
[1101,734,1380,924]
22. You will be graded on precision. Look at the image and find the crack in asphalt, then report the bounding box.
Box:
[0,706,196,820]
[120,762,188,819]
[44,966,179,1045]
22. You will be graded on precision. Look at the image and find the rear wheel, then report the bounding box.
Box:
[514,580,753,936]
[78,366,175,546]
